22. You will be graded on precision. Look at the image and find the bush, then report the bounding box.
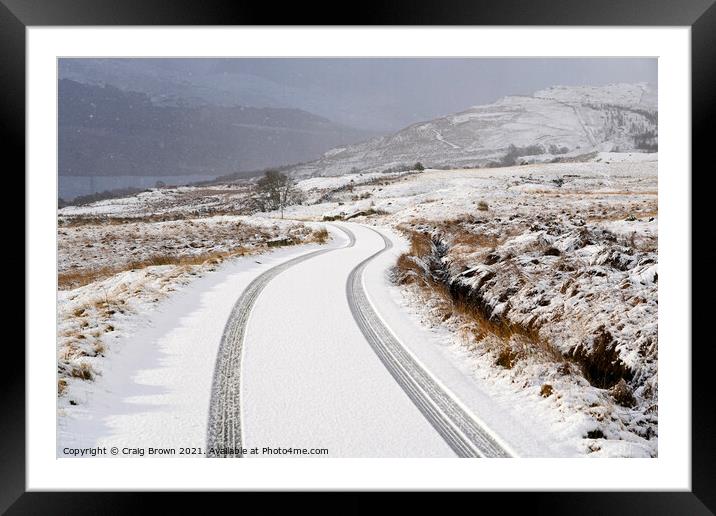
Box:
[499,143,548,166]
[495,346,518,369]
[312,227,329,244]
[477,201,489,211]
[610,378,636,407]
[70,362,94,380]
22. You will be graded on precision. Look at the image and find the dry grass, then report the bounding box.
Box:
[411,266,566,368]
[531,189,658,197]
[69,362,94,381]
[432,216,517,250]
[451,231,502,249]
[310,227,330,244]
[395,254,425,285]
[59,203,252,227]
[58,379,68,396]
[586,207,658,223]
[394,231,434,285]
[407,231,433,257]
[92,341,106,356]
[395,227,568,368]
[58,247,254,290]
[60,213,190,227]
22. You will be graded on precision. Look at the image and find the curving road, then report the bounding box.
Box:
[207,223,511,458]
[347,226,511,458]
[206,226,355,457]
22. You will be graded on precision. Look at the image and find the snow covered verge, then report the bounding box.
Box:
[390,218,656,458]
[289,152,658,457]
[57,212,329,403]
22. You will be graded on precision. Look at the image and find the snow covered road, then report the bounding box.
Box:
[60,222,521,458]
[206,225,356,456]
[236,223,457,457]
[347,226,510,458]
[221,222,512,458]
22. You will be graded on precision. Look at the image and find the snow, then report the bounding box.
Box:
[241,224,454,457]
[58,215,315,279]
[361,226,572,457]
[58,230,343,456]
[284,83,657,178]
[58,184,253,219]
[57,150,658,458]
[534,82,657,110]
[283,154,658,457]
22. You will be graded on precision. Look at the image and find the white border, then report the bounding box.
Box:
[27,27,690,491]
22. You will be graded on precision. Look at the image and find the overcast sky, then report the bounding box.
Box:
[62,57,657,132]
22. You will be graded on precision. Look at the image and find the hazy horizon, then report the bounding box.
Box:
[60,57,657,132]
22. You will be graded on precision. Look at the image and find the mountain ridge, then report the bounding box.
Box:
[59,79,378,178]
[285,82,657,178]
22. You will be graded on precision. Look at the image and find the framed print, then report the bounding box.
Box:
[7,0,713,512]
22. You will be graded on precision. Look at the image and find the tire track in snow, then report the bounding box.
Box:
[346,226,513,458]
[206,226,356,457]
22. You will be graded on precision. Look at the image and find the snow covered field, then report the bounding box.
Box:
[57,212,328,399]
[57,236,341,455]
[57,151,658,458]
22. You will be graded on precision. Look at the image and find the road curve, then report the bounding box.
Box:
[206,226,355,457]
[346,225,512,458]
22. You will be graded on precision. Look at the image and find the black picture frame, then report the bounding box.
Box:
[5,0,712,512]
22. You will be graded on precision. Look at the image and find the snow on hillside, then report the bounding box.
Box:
[286,83,657,178]
[534,82,657,110]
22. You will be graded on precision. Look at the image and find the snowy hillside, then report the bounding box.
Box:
[287,83,657,178]
[533,82,657,110]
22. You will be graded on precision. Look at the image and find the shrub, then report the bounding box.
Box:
[499,143,547,166]
[70,362,94,380]
[93,341,106,357]
[540,384,554,397]
[477,201,489,211]
[610,378,636,407]
[312,227,329,244]
[495,346,518,369]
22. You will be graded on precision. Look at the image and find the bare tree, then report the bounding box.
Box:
[252,170,299,219]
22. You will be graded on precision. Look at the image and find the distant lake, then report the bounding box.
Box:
[59,174,217,201]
